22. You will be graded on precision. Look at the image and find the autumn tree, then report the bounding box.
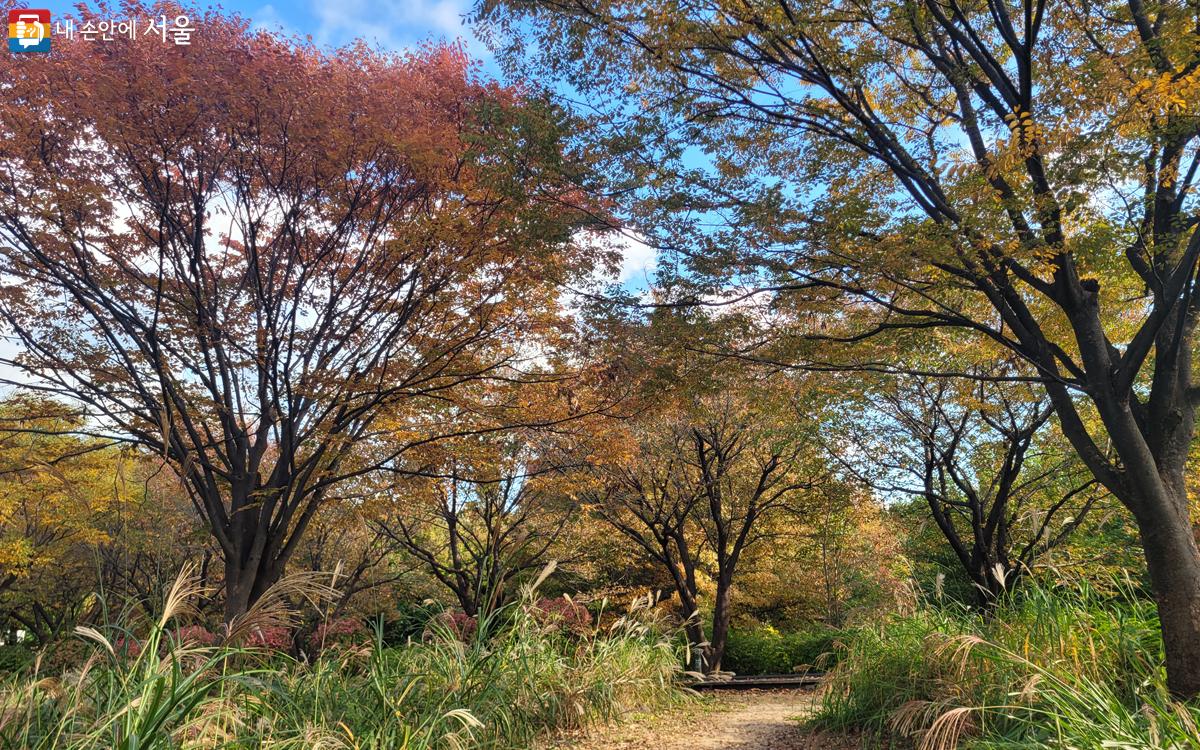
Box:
[591,421,705,666]
[0,5,607,622]
[377,435,578,617]
[591,390,819,672]
[0,398,119,642]
[840,375,1100,607]
[485,0,1200,695]
[292,499,406,620]
[94,458,215,622]
[726,476,906,628]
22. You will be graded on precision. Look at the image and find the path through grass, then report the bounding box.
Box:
[541,689,860,750]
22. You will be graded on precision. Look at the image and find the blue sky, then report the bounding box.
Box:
[36,0,494,65]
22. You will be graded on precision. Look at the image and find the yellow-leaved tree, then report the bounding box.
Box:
[486,0,1200,697]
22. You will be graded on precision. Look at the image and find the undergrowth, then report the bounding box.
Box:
[0,567,683,749]
[812,577,1199,749]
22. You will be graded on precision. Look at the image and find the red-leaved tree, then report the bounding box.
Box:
[0,5,605,620]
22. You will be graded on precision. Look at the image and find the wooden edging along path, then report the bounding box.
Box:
[686,671,825,691]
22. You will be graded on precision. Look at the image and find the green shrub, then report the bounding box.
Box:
[381,600,445,646]
[723,626,779,674]
[723,623,840,674]
[0,645,34,674]
[780,629,842,670]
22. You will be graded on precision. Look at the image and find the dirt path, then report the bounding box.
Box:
[542,689,860,750]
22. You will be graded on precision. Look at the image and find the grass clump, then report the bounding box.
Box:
[813,578,1199,749]
[0,570,684,750]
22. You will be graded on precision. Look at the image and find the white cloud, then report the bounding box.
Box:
[613,231,658,286]
[249,4,294,36]
[306,0,486,57]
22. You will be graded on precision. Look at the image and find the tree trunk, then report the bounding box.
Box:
[453,583,479,618]
[1137,500,1200,698]
[969,556,1011,612]
[676,590,707,672]
[223,567,253,624]
[222,551,282,624]
[707,582,733,673]
[684,620,707,672]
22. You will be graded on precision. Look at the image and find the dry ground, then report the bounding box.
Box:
[541,689,861,750]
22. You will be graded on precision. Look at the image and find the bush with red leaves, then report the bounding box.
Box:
[431,610,478,642]
[246,626,293,651]
[307,618,368,652]
[533,597,594,635]
[113,636,142,658]
[175,625,220,647]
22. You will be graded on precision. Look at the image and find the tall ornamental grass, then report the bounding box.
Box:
[0,568,684,749]
[813,577,1200,749]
